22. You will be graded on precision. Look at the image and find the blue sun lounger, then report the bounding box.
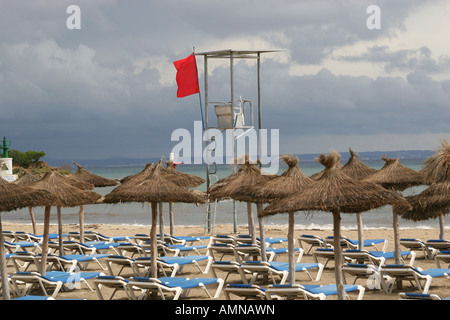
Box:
[11,270,102,298]
[223,283,274,300]
[157,255,213,277]
[380,264,450,294]
[69,231,133,243]
[127,276,224,300]
[240,260,324,284]
[93,275,132,300]
[14,231,63,243]
[325,236,387,251]
[399,292,450,300]
[265,283,365,300]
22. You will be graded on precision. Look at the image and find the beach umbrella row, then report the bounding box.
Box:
[2,144,443,302]
[261,151,411,300]
[103,159,206,279]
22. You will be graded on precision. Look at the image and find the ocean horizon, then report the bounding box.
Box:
[3,153,447,233]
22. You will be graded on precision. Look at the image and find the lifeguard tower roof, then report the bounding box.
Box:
[194,49,280,59]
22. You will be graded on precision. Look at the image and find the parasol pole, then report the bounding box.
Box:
[0,214,11,300]
[332,209,345,300]
[57,206,64,254]
[150,202,158,278]
[439,213,445,240]
[257,204,267,262]
[356,212,363,250]
[247,202,257,245]
[288,211,295,284]
[40,205,51,275]
[79,205,85,243]
[28,207,37,235]
[159,202,164,240]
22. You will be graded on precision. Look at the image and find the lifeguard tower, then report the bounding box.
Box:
[194,49,278,233]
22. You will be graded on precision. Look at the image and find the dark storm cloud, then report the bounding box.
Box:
[0,1,448,160]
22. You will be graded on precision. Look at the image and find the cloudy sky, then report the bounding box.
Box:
[1,0,449,162]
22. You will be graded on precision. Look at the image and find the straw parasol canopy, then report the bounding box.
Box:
[13,169,44,186]
[340,148,379,249]
[0,177,56,300]
[208,156,275,202]
[103,163,206,278]
[421,139,450,185]
[233,154,314,278]
[362,156,424,191]
[208,155,275,244]
[262,151,409,300]
[395,182,450,222]
[119,163,154,185]
[400,139,450,239]
[164,160,205,188]
[163,160,205,236]
[29,170,103,274]
[71,161,119,187]
[341,148,378,181]
[362,156,424,263]
[13,169,44,234]
[234,155,313,204]
[310,155,343,180]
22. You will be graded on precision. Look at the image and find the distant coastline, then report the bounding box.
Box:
[44,149,433,168]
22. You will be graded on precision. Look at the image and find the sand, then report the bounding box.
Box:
[2,221,450,302]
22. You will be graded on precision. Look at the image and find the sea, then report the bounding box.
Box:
[2,156,447,232]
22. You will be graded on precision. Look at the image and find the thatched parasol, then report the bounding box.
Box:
[209,155,275,245]
[163,161,205,236]
[13,169,44,234]
[103,164,206,278]
[71,161,118,242]
[29,170,103,275]
[406,139,450,239]
[340,148,379,249]
[363,156,424,191]
[341,148,378,180]
[310,155,343,180]
[0,177,55,299]
[421,139,450,185]
[234,154,314,281]
[395,182,450,230]
[262,151,408,300]
[119,163,154,185]
[164,160,205,188]
[363,156,424,263]
[235,155,313,204]
[71,161,119,187]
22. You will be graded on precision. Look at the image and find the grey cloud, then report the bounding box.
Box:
[338,45,450,74]
[0,1,448,160]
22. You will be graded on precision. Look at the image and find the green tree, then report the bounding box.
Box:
[9,149,46,168]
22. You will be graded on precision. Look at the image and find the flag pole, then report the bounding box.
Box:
[193,47,205,131]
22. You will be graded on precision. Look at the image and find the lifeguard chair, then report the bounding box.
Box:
[194,49,278,233]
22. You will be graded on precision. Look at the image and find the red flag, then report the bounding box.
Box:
[173,54,200,98]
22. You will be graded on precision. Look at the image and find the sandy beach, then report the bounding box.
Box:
[2,221,450,302]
